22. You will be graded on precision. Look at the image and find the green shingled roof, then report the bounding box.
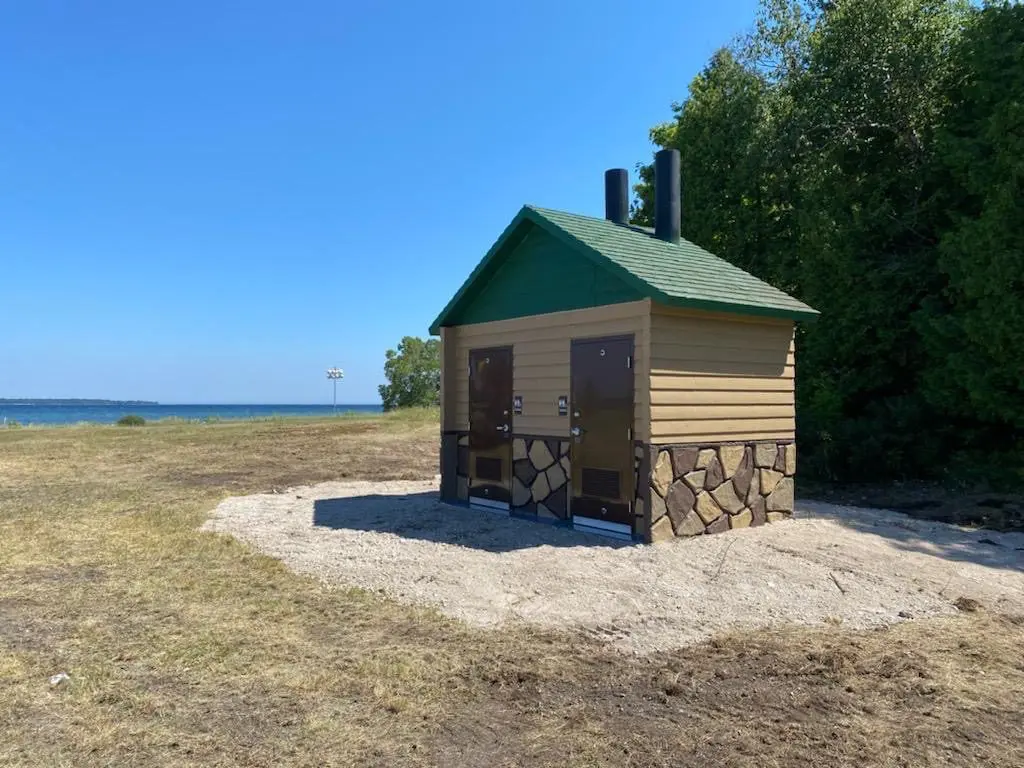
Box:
[429,205,818,334]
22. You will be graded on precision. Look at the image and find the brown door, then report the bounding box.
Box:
[570,336,635,529]
[468,346,513,507]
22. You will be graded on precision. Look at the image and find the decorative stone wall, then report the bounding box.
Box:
[441,433,792,542]
[648,441,796,542]
[440,431,568,514]
[512,437,570,520]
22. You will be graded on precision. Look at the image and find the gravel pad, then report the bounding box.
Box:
[203,478,1024,653]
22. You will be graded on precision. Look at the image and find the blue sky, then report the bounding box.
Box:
[1,0,759,404]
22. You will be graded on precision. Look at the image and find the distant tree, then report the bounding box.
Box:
[378,336,440,411]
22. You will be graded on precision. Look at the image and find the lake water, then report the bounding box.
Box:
[0,403,383,426]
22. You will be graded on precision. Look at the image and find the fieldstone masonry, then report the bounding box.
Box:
[442,432,570,518]
[511,437,570,519]
[442,431,790,542]
[648,441,796,542]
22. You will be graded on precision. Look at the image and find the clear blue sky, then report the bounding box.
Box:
[1,0,758,404]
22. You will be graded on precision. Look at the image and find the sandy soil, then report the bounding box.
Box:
[203,478,1024,653]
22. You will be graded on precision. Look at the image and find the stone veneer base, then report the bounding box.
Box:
[644,440,797,542]
[439,432,796,542]
[439,430,644,539]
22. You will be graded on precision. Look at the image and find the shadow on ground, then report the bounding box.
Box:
[312,492,631,552]
[798,500,1024,573]
[801,481,1024,532]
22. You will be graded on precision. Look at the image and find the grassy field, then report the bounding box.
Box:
[1,412,1022,767]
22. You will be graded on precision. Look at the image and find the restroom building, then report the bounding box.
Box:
[431,150,818,541]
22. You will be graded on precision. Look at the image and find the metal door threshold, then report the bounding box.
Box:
[572,517,633,541]
[470,497,511,515]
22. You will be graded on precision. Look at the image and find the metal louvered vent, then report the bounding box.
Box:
[581,467,620,499]
[475,456,503,482]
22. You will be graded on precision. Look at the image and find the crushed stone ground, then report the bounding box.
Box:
[202,478,1024,653]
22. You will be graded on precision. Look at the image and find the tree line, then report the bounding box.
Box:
[632,0,1023,485]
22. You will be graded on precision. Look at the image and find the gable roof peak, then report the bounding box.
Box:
[429,205,818,334]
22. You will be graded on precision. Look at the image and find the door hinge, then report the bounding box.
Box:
[627,427,632,440]
[626,355,632,369]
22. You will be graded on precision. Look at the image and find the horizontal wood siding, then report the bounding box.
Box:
[648,304,796,443]
[440,327,458,431]
[448,300,650,439]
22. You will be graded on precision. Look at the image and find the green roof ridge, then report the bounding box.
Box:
[430,205,818,333]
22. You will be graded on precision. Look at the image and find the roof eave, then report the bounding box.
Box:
[658,294,820,322]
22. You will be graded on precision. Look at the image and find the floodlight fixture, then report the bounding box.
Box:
[326,367,344,411]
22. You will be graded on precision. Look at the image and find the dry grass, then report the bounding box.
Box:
[2,412,1022,767]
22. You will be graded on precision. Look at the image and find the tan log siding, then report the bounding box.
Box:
[440,327,458,431]
[447,300,650,439]
[648,305,795,443]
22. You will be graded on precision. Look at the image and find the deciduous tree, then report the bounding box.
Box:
[378,336,440,411]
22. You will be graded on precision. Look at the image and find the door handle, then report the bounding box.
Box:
[496,424,509,433]
[570,426,582,437]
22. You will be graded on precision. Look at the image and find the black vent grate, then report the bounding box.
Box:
[475,456,503,482]
[581,467,620,500]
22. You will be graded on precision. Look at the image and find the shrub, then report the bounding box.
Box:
[116,414,146,427]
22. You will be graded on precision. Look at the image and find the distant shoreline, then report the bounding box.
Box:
[1,401,384,427]
[0,400,380,407]
[2,412,391,429]
[0,399,159,406]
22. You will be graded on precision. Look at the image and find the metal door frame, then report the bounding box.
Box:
[467,345,514,512]
[568,333,635,539]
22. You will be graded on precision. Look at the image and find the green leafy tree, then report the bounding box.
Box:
[783,0,970,479]
[378,336,441,411]
[632,0,1024,483]
[634,49,770,273]
[920,1,1024,447]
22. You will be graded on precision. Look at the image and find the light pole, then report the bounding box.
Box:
[326,367,344,412]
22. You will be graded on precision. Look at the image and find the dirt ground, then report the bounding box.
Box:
[2,414,1024,767]
[205,479,1024,653]
[801,479,1024,532]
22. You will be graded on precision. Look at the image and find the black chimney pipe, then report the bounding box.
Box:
[604,168,629,225]
[654,148,681,244]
